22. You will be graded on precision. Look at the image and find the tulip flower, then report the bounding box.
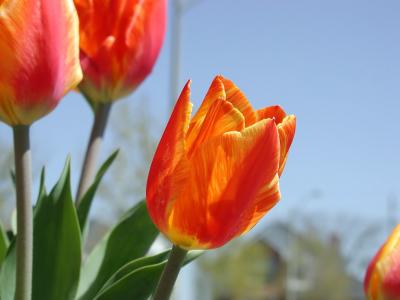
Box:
[365,224,400,300]
[0,0,82,126]
[74,0,167,103]
[146,76,296,250]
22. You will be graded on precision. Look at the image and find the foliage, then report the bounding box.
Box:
[199,241,271,300]
[0,154,200,300]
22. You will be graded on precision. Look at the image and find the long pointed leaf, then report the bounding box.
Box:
[32,158,82,300]
[77,200,158,300]
[77,150,119,233]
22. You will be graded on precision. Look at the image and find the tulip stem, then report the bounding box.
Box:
[152,245,188,300]
[75,103,112,206]
[13,125,33,300]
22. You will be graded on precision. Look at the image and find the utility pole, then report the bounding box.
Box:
[169,0,203,111]
[387,193,398,234]
[285,190,323,300]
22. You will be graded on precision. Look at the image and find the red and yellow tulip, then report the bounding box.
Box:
[146,76,296,250]
[365,224,400,300]
[0,0,82,126]
[74,0,167,103]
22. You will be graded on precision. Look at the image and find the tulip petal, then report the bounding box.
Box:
[365,246,384,300]
[146,81,193,231]
[257,105,287,123]
[166,119,280,249]
[382,252,400,299]
[380,226,400,299]
[237,175,281,235]
[186,99,245,157]
[257,106,295,175]
[187,76,257,151]
[188,76,227,132]
[277,115,296,175]
[220,77,257,126]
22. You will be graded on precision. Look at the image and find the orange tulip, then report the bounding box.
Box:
[74,0,167,104]
[365,224,400,300]
[0,0,82,126]
[146,76,296,250]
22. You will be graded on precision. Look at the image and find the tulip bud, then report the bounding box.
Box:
[0,0,82,125]
[365,224,400,300]
[74,0,167,104]
[146,76,296,250]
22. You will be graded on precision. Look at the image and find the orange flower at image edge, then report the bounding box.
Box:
[146,76,296,250]
[0,0,82,125]
[365,224,400,300]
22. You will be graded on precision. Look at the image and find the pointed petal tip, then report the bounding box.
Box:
[214,74,225,81]
[174,79,192,107]
[210,75,225,90]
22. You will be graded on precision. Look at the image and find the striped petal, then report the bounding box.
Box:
[186,99,245,157]
[257,105,287,123]
[221,77,257,126]
[146,81,192,231]
[237,174,280,235]
[166,119,280,249]
[277,115,296,175]
[187,76,226,134]
[258,106,296,175]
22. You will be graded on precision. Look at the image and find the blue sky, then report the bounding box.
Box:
[1,0,399,256]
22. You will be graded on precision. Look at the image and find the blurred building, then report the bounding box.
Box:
[198,221,364,300]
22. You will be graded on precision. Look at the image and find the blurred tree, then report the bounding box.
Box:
[199,240,271,300]
[288,229,352,300]
[98,98,159,220]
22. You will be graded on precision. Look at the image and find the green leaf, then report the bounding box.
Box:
[93,250,203,300]
[77,150,118,234]
[0,220,9,266]
[34,168,47,212]
[99,251,170,292]
[95,263,164,300]
[77,200,158,300]
[0,242,16,300]
[32,158,82,300]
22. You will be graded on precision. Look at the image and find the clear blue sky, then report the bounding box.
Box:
[1,0,399,249]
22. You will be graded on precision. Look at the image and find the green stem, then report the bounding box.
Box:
[153,245,188,300]
[13,125,33,300]
[75,103,112,206]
